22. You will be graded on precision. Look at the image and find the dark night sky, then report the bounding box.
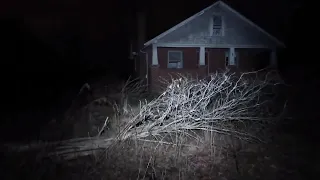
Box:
[0,0,308,139]
[0,0,305,90]
[144,0,300,44]
[1,0,303,66]
[1,0,301,50]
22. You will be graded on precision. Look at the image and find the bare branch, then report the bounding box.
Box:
[117,70,286,143]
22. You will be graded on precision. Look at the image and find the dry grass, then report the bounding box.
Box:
[2,70,296,180]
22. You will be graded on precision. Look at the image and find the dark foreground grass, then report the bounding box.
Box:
[1,126,313,180]
[2,71,316,180]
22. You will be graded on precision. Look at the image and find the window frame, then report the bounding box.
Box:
[167,50,183,69]
[211,14,224,36]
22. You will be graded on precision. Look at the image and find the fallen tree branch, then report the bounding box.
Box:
[3,70,286,162]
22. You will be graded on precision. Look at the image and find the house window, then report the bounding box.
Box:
[212,15,223,36]
[225,51,238,66]
[168,51,183,68]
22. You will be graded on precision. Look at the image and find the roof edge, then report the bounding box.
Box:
[144,1,221,46]
[144,0,285,48]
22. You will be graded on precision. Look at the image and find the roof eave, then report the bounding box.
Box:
[144,1,221,46]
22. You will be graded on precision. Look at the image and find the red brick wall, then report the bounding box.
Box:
[148,47,271,92]
[157,47,199,69]
[149,47,207,92]
[206,48,229,73]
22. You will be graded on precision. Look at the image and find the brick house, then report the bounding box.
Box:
[137,1,285,91]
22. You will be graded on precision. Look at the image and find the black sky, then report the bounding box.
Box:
[0,2,304,89]
[0,0,310,142]
[143,0,300,44]
[0,0,305,94]
[3,0,302,56]
[2,0,301,49]
[0,0,306,85]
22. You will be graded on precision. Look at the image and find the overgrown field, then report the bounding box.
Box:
[2,70,310,180]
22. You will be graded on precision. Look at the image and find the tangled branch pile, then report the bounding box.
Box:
[117,70,285,143]
[4,70,286,161]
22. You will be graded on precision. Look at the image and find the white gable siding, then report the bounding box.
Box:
[157,4,278,47]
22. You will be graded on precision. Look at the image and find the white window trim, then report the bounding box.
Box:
[210,13,225,36]
[167,50,183,69]
[225,51,239,67]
